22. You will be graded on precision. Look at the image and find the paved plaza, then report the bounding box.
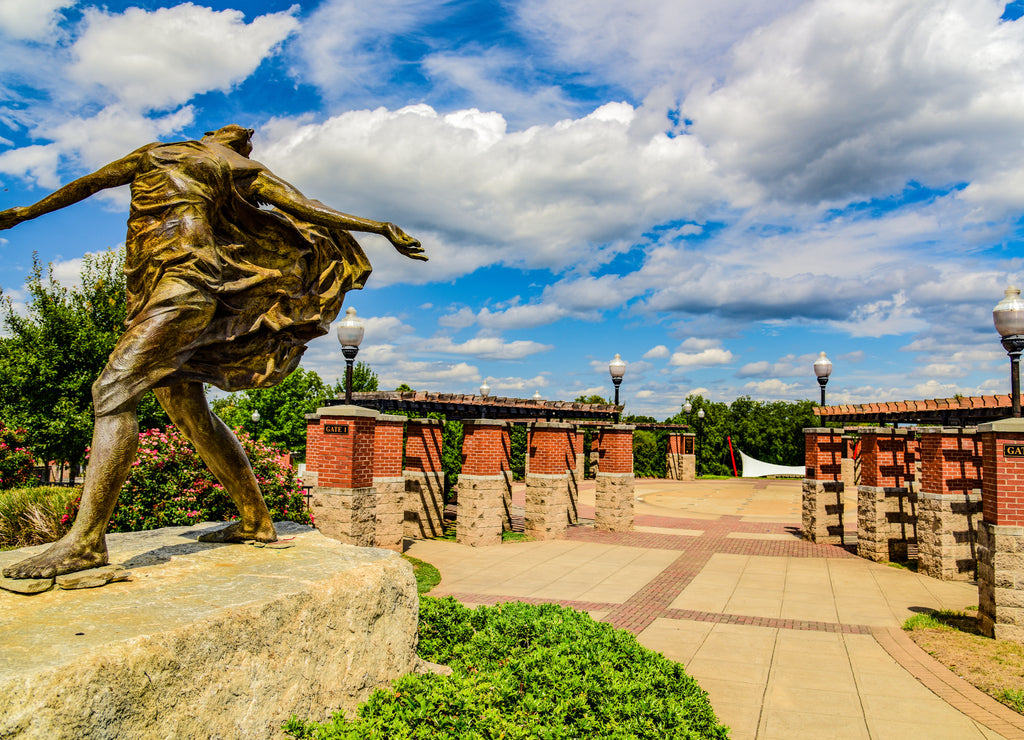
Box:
[406,478,1024,740]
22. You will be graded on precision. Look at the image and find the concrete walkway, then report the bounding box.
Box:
[406,478,1024,740]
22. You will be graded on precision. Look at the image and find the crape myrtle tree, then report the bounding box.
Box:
[211,362,378,458]
[0,250,167,479]
[668,394,817,476]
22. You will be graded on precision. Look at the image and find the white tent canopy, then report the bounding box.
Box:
[738,450,804,478]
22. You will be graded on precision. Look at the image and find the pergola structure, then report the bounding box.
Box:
[334,390,622,422]
[812,394,1013,427]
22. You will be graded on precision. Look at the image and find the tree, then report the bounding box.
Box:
[574,394,609,405]
[331,361,379,397]
[395,383,414,393]
[0,250,167,475]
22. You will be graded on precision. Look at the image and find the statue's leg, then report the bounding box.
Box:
[155,383,277,543]
[3,277,214,578]
[1,406,141,579]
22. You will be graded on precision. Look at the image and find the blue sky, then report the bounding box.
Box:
[1,0,1023,418]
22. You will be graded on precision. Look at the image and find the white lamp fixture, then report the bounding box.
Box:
[994,286,1024,418]
[336,307,365,404]
[251,410,260,423]
[814,351,833,406]
[609,353,626,406]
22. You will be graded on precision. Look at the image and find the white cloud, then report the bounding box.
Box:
[0,144,60,189]
[0,0,73,40]
[430,335,554,360]
[643,345,669,359]
[669,348,736,368]
[742,378,803,397]
[71,4,298,110]
[484,374,550,392]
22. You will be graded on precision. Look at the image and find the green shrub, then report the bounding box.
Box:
[0,485,78,549]
[0,425,37,490]
[633,429,667,478]
[285,597,728,739]
[85,425,310,532]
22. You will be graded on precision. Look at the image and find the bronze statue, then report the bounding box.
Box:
[0,125,426,578]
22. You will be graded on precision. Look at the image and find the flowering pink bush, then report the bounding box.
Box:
[0,425,37,490]
[84,426,311,532]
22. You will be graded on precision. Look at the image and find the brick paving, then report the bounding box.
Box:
[414,478,1010,739]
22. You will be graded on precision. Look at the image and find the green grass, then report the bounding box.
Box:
[903,609,980,634]
[501,530,530,543]
[1000,689,1024,713]
[403,554,441,594]
[886,560,919,572]
[435,520,531,544]
[284,597,729,739]
[0,485,79,550]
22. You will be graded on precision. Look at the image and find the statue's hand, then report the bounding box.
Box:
[0,207,28,231]
[383,222,427,261]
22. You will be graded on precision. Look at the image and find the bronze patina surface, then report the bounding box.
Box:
[0,125,425,578]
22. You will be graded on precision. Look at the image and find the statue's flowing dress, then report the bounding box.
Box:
[92,140,370,416]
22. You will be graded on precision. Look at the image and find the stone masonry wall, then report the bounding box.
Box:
[525,422,572,539]
[404,419,444,538]
[595,425,634,532]
[802,428,846,544]
[857,428,917,563]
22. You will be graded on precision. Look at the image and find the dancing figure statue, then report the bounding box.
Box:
[0,125,426,578]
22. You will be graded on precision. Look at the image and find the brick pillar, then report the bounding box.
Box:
[857,427,917,562]
[304,414,322,488]
[666,433,696,480]
[525,422,572,539]
[373,414,407,551]
[457,419,506,547]
[574,428,587,482]
[590,434,600,476]
[840,435,859,528]
[916,428,982,581]
[567,426,580,524]
[596,424,634,532]
[500,424,513,530]
[404,418,445,538]
[802,428,846,544]
[977,418,1024,641]
[307,405,377,547]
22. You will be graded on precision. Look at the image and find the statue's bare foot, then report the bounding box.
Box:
[2,538,108,579]
[197,521,277,543]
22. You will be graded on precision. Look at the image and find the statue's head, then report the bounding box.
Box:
[202,125,255,156]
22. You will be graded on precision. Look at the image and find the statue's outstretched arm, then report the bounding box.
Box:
[0,149,144,232]
[250,171,427,261]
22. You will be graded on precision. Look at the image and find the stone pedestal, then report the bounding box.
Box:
[802,428,846,544]
[525,422,573,540]
[916,427,983,580]
[458,419,507,547]
[0,522,420,740]
[595,424,635,532]
[977,418,1024,642]
[404,418,444,538]
[857,427,917,562]
[308,405,378,548]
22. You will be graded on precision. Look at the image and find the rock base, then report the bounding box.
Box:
[977,522,1024,642]
[457,474,505,547]
[0,522,420,739]
[404,471,444,538]
[858,484,917,562]
[525,473,569,540]
[595,472,634,532]
[802,478,845,545]
[917,491,981,580]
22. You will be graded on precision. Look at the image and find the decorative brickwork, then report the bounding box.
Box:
[457,420,506,546]
[802,428,847,544]
[917,428,982,580]
[373,414,407,551]
[977,418,1024,642]
[525,422,573,539]
[595,425,634,532]
[305,406,378,547]
[857,427,917,562]
[404,418,444,538]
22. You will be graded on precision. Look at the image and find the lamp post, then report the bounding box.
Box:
[609,354,626,406]
[251,409,260,437]
[814,351,832,406]
[480,382,490,418]
[696,408,705,477]
[336,307,365,405]
[994,286,1024,418]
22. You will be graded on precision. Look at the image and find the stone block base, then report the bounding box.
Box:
[404,471,444,538]
[311,485,376,547]
[374,477,406,551]
[502,469,514,530]
[801,479,845,544]
[978,523,1024,642]
[666,453,696,481]
[595,472,634,532]
[457,474,505,547]
[525,473,568,540]
[568,467,580,524]
[0,522,420,739]
[858,485,917,562]
[917,491,981,581]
